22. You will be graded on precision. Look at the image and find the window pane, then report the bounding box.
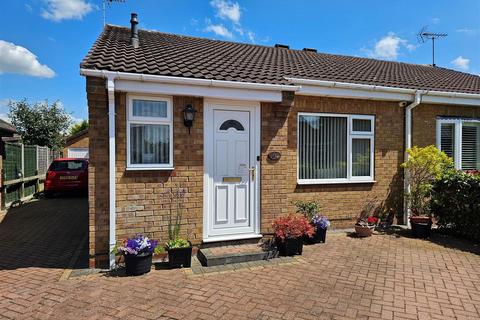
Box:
[352,139,371,176]
[352,119,372,132]
[461,124,480,170]
[130,124,170,164]
[440,123,455,160]
[299,115,347,179]
[132,99,167,118]
[50,160,85,171]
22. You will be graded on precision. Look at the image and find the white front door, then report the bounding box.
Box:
[204,100,260,241]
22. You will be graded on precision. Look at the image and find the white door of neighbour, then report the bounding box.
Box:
[67,147,89,158]
[204,101,260,241]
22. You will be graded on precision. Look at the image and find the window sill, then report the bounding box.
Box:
[297,179,376,185]
[126,167,175,171]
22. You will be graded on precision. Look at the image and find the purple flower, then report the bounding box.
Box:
[312,215,330,230]
[117,235,158,256]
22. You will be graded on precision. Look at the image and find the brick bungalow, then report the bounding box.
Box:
[80,14,480,268]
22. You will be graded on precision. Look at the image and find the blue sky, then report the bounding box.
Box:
[0,0,479,124]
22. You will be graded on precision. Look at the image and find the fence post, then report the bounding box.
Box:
[36,146,40,194]
[20,143,24,200]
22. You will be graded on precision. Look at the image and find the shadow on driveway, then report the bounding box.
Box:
[0,195,88,270]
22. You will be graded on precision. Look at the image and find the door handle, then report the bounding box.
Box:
[249,167,255,181]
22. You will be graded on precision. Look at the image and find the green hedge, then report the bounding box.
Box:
[430,170,480,242]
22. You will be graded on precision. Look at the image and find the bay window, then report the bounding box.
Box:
[297,113,375,184]
[437,118,480,170]
[127,95,173,169]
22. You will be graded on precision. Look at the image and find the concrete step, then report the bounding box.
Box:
[197,242,278,267]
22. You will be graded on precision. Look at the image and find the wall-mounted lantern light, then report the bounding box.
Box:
[183,104,196,134]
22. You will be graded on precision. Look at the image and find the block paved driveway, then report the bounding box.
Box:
[1,208,480,319]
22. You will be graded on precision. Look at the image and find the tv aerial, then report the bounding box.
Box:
[417,26,447,67]
[102,0,126,26]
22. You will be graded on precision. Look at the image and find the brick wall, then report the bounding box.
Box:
[86,76,109,268]
[87,74,480,267]
[412,103,480,147]
[114,94,204,248]
[260,96,406,230]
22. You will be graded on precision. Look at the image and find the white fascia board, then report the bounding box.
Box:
[115,79,283,102]
[297,84,413,101]
[286,77,480,106]
[422,94,480,106]
[80,68,299,92]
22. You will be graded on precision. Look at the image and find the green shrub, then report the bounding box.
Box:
[401,146,453,216]
[292,200,320,220]
[430,170,480,241]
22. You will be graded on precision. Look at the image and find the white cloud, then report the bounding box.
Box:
[247,31,255,43]
[0,40,55,78]
[210,0,241,24]
[25,4,33,13]
[457,28,478,35]
[451,56,470,70]
[0,98,13,122]
[366,32,415,60]
[41,0,94,22]
[204,22,233,38]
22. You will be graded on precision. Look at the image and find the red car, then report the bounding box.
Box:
[44,158,88,197]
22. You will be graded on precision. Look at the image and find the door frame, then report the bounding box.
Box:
[203,99,261,242]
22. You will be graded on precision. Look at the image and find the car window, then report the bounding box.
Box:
[49,160,86,171]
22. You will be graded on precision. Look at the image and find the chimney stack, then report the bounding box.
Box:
[130,13,139,48]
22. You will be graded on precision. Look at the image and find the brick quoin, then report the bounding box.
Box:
[87,76,480,268]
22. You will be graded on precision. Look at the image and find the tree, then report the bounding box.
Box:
[69,120,89,136]
[8,99,72,150]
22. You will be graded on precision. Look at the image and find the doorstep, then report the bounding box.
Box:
[197,241,278,267]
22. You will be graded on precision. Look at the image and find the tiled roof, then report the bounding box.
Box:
[0,119,16,133]
[81,25,480,94]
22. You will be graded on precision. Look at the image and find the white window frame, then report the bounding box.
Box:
[126,94,174,170]
[297,112,375,184]
[436,118,480,170]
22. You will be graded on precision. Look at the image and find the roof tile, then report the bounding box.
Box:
[80,25,480,94]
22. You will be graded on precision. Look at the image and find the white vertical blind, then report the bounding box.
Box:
[440,123,455,160]
[352,139,371,176]
[461,124,479,170]
[298,115,347,179]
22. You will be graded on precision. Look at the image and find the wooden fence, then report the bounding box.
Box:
[1,143,58,208]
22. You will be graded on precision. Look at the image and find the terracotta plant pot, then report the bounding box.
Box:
[124,252,152,276]
[410,216,432,239]
[355,225,374,237]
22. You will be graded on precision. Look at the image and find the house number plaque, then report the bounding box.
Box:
[267,152,281,161]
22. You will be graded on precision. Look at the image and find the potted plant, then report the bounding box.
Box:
[116,235,160,276]
[354,198,379,237]
[293,200,328,244]
[402,146,453,238]
[311,215,330,243]
[165,186,192,269]
[355,216,378,237]
[166,238,192,269]
[273,214,314,256]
